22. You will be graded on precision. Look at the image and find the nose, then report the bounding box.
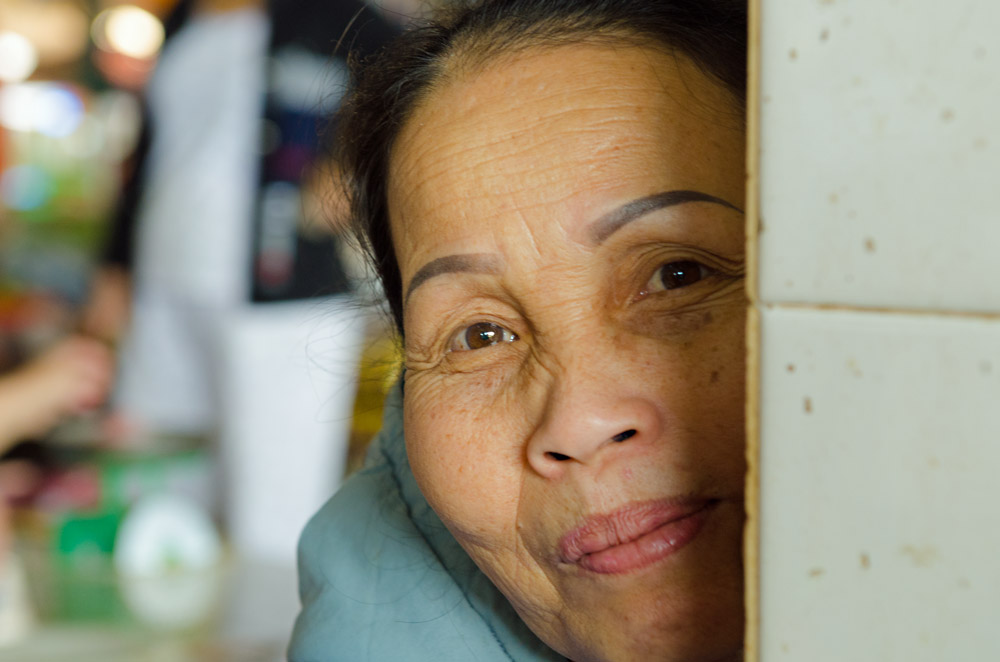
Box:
[526,376,662,480]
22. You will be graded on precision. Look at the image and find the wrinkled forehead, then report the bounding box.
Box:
[386,42,744,270]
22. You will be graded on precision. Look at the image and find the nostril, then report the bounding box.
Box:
[611,429,636,443]
[547,451,571,462]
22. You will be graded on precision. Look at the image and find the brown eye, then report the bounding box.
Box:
[656,260,708,290]
[451,322,518,352]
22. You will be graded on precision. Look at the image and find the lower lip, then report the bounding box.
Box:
[576,502,715,575]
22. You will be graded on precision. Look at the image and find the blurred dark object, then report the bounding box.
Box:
[255,0,397,300]
[98,0,399,304]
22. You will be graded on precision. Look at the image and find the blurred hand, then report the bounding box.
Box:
[0,335,114,452]
[80,266,132,344]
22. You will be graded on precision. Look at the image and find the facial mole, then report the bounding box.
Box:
[702,311,714,325]
[710,370,720,383]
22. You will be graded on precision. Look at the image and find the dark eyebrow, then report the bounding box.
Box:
[404,253,502,304]
[588,190,744,245]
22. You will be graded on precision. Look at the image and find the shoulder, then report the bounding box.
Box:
[290,463,472,661]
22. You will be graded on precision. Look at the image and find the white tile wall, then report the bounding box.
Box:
[758,0,1000,312]
[758,306,1000,661]
[754,0,1000,658]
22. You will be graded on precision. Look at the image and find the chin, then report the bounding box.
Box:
[550,591,744,662]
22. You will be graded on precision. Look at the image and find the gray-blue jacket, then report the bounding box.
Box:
[288,383,565,661]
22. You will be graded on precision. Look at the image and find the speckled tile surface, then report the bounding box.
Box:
[758,0,1000,313]
[757,306,1000,660]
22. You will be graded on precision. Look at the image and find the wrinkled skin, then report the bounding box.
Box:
[389,42,746,662]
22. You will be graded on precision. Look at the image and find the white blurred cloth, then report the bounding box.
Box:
[135,8,267,303]
[115,8,364,565]
[116,292,364,565]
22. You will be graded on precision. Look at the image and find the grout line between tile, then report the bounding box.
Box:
[756,300,1000,321]
[743,0,762,658]
[743,304,761,662]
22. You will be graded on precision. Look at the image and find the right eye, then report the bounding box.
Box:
[648,260,712,292]
[449,322,519,352]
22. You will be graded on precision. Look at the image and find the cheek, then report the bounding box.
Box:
[621,302,745,489]
[676,305,747,474]
[703,305,747,416]
[669,299,745,393]
[403,375,528,546]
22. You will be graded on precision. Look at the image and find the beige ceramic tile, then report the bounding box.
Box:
[758,306,1000,661]
[758,0,1000,312]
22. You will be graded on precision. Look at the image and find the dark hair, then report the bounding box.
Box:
[336,0,747,334]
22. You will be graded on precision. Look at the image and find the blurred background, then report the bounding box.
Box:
[0,0,424,659]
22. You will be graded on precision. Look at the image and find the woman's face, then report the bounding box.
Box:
[389,42,746,662]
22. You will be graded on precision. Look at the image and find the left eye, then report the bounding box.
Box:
[449,321,519,352]
[648,260,712,292]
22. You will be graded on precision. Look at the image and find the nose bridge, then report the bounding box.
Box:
[526,335,660,478]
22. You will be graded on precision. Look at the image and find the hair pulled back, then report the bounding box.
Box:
[336,0,747,333]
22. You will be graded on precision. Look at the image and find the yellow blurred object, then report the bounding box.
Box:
[345,316,402,475]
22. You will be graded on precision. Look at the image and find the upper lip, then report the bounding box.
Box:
[558,497,716,564]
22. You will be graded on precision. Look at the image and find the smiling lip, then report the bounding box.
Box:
[558,498,718,574]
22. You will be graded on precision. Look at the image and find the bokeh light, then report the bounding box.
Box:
[1,165,54,212]
[0,31,38,83]
[91,5,164,60]
[0,83,84,137]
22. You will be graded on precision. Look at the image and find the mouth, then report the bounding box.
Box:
[558,498,719,575]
